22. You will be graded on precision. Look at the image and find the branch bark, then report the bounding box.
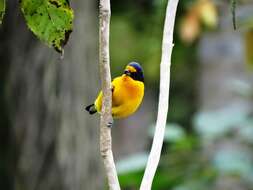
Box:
[140,0,179,189]
[99,0,121,190]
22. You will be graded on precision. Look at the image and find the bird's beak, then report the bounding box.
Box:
[124,70,131,76]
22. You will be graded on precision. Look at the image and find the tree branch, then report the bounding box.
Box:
[140,0,179,189]
[99,0,121,190]
[231,0,237,30]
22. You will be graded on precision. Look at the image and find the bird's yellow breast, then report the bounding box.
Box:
[94,75,144,118]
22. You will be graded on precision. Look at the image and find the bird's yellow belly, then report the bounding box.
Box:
[94,76,144,119]
[112,95,143,118]
[111,77,144,118]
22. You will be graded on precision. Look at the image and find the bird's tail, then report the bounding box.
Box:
[85,104,97,114]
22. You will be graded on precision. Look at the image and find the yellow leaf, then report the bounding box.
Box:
[245,30,253,70]
[180,13,200,44]
[198,0,218,28]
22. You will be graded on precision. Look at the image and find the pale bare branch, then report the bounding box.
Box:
[140,0,179,189]
[99,0,121,189]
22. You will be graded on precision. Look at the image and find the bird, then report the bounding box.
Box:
[85,62,144,119]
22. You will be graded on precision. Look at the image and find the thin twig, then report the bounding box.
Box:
[231,0,237,30]
[99,0,121,189]
[139,0,179,189]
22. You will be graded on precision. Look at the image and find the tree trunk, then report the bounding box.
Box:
[0,1,103,190]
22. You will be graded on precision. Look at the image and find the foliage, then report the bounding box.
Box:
[117,124,218,190]
[20,0,74,53]
[179,0,218,44]
[117,106,253,189]
[115,58,253,189]
[0,0,5,24]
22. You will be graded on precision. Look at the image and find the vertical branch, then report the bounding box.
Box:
[231,0,237,30]
[99,0,121,190]
[140,0,179,190]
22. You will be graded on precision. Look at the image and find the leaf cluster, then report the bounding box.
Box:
[0,0,74,53]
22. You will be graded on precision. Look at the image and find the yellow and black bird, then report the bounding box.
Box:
[85,62,144,119]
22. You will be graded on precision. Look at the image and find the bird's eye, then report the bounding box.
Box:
[124,70,131,76]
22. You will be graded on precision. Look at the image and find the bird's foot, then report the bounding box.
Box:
[107,118,114,128]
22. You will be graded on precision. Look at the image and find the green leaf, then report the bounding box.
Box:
[20,0,74,53]
[0,0,5,24]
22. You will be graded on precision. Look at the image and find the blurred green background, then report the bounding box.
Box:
[0,0,253,190]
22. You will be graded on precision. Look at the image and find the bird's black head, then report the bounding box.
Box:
[124,62,144,82]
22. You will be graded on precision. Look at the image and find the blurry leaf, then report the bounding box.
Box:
[212,148,252,176]
[179,12,200,44]
[198,0,218,28]
[193,104,251,140]
[164,124,186,142]
[238,119,253,144]
[174,181,208,190]
[116,153,148,175]
[179,0,218,44]
[171,135,198,151]
[119,170,143,188]
[149,123,186,143]
[245,30,253,69]
[0,0,5,24]
[229,79,253,98]
[245,170,253,185]
[20,0,74,53]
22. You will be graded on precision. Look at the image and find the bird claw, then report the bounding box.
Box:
[107,119,113,128]
[111,86,115,93]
